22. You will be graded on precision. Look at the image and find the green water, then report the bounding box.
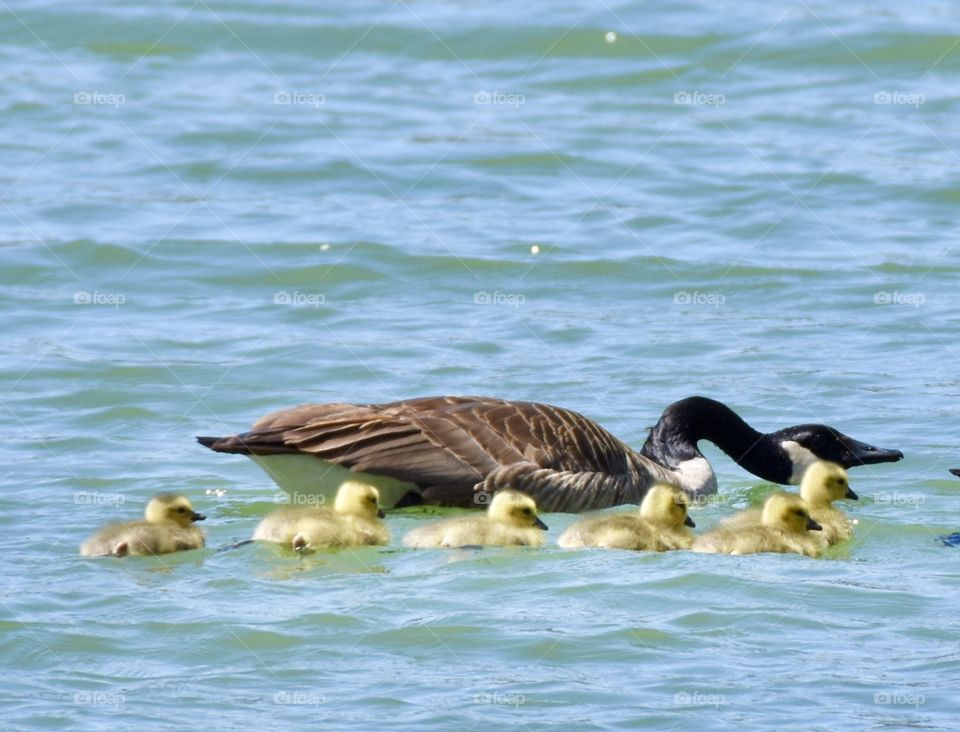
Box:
[2,1,959,729]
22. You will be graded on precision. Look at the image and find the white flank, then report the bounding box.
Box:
[248,454,418,508]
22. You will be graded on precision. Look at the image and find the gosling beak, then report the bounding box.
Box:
[191,512,206,522]
[845,438,903,467]
[534,517,548,531]
[684,515,696,528]
[807,517,822,531]
[377,509,386,519]
[844,487,859,500]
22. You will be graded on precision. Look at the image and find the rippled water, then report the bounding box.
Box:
[2,1,960,729]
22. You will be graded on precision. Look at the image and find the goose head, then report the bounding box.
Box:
[761,492,821,534]
[640,484,696,529]
[800,461,856,504]
[334,481,385,520]
[489,490,548,530]
[770,424,903,484]
[145,494,205,528]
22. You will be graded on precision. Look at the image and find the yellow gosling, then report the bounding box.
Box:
[80,494,206,557]
[403,490,547,548]
[796,461,856,544]
[253,480,388,551]
[693,492,823,557]
[722,461,856,545]
[557,484,695,551]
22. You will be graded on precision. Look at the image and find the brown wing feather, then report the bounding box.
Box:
[200,396,639,505]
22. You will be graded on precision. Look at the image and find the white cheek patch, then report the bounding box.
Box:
[673,457,717,495]
[780,441,820,484]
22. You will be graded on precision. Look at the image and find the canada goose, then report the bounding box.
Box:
[80,494,206,557]
[403,490,548,548]
[197,395,902,512]
[252,480,388,551]
[557,484,695,550]
[693,492,823,557]
[722,461,856,545]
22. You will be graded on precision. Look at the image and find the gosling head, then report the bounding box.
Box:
[801,460,857,503]
[640,484,696,529]
[334,481,384,520]
[488,490,548,531]
[144,494,205,528]
[761,492,821,534]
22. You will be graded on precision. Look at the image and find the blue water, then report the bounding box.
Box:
[2,1,960,729]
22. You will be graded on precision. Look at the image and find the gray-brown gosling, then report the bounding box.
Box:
[557,484,695,551]
[403,489,548,548]
[721,460,856,545]
[80,493,206,557]
[693,492,823,557]
[253,480,388,551]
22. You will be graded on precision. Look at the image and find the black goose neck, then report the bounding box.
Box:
[640,397,790,481]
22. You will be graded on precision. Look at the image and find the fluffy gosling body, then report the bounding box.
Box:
[253,480,388,551]
[796,461,856,544]
[80,494,206,557]
[403,490,548,548]
[557,484,695,551]
[721,461,856,545]
[694,492,823,557]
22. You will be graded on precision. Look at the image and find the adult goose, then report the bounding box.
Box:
[197,395,902,513]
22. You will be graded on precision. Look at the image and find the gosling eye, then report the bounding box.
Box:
[177,507,187,513]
